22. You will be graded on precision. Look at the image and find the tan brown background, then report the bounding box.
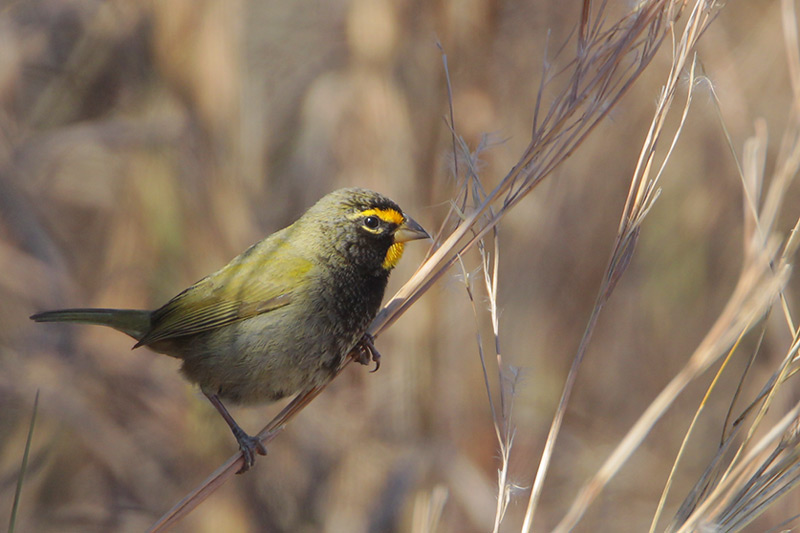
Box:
[1,0,798,531]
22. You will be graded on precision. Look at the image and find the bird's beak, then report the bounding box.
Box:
[394,215,430,243]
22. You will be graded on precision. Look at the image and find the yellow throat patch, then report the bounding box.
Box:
[383,242,405,270]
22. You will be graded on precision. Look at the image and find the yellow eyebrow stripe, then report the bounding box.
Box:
[358,208,405,225]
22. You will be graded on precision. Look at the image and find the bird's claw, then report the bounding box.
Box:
[233,428,267,474]
[351,333,381,372]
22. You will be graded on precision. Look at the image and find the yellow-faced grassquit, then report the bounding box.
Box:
[31,188,429,472]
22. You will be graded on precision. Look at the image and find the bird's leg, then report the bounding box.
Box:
[351,333,381,372]
[203,391,267,474]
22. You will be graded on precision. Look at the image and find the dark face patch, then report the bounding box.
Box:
[350,207,406,270]
[311,188,409,274]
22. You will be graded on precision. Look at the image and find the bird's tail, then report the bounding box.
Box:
[30,308,151,342]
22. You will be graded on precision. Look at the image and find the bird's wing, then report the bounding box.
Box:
[135,234,313,347]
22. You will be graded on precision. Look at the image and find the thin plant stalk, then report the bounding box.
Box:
[8,390,39,533]
[649,326,752,533]
[525,2,714,529]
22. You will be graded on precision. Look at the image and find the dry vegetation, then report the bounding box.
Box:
[2,0,800,532]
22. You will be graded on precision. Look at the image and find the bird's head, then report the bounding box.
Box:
[304,188,430,275]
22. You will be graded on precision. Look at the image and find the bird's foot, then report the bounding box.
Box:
[232,426,267,474]
[351,333,381,372]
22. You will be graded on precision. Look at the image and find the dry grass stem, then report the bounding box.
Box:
[662,2,800,528]
[674,397,800,532]
[410,485,449,533]
[460,223,517,532]
[649,322,753,533]
[149,380,333,531]
[526,1,718,530]
[371,0,692,343]
[558,247,789,532]
[8,391,39,533]
[557,1,800,529]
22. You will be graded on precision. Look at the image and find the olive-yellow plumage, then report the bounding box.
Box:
[30,188,429,472]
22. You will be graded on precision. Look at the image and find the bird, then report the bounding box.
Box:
[30,187,429,472]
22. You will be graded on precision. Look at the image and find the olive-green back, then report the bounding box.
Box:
[136,227,313,347]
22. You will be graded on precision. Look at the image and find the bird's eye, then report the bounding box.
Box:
[364,216,380,229]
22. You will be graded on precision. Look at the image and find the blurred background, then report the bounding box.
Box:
[1,0,799,531]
